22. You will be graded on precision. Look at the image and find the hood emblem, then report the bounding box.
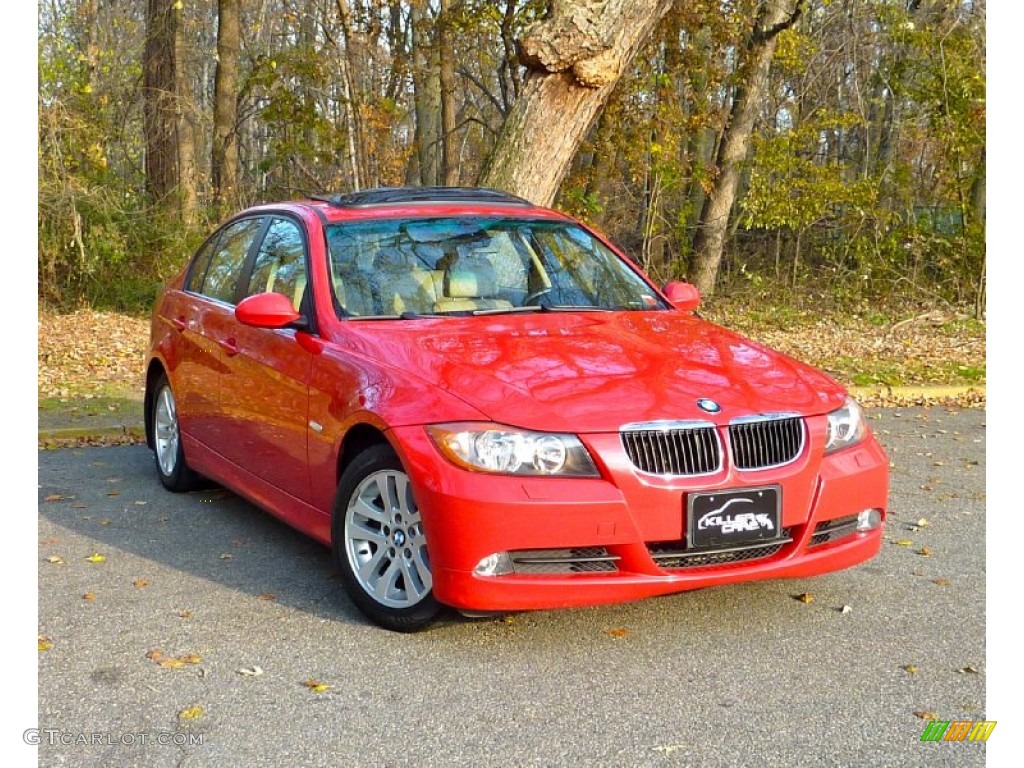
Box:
[697,398,721,414]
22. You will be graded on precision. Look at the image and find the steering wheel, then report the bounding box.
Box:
[523,287,552,306]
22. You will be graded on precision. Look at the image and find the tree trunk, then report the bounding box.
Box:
[689,0,803,295]
[411,2,440,186]
[969,144,985,227]
[212,0,240,212]
[479,0,674,206]
[143,0,179,208]
[439,0,459,185]
[175,9,198,226]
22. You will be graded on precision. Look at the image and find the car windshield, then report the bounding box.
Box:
[325,217,668,318]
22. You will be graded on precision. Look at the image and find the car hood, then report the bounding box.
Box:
[343,312,846,433]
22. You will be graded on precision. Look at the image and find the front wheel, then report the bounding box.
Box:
[332,444,440,632]
[151,374,201,492]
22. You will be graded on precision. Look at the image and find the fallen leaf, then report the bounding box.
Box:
[177,610,193,619]
[45,555,64,565]
[840,605,853,614]
[914,710,939,720]
[794,593,814,603]
[158,658,186,669]
[304,679,329,693]
[39,538,58,545]
[82,592,96,602]
[219,553,233,560]
[106,490,120,497]
[134,501,147,506]
[257,593,277,601]
[894,539,914,547]
[85,553,106,563]
[916,518,930,527]
[145,649,163,661]
[957,665,979,674]
[179,654,202,665]
[98,518,112,526]
[652,744,688,754]
[178,705,204,720]
[43,494,68,502]
[932,578,951,586]
[237,666,264,677]
[72,503,88,509]
[38,635,53,651]
[133,579,150,589]
[917,547,933,557]
[903,665,918,674]
[605,628,629,638]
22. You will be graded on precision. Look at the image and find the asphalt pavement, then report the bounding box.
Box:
[37,408,987,767]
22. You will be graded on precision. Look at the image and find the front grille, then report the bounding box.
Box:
[729,416,805,470]
[509,547,619,574]
[648,530,791,569]
[809,515,859,547]
[621,425,721,476]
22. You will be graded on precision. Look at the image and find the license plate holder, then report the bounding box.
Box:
[687,486,781,549]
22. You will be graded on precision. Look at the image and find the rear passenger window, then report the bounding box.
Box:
[200,218,265,304]
[244,218,308,311]
[185,235,220,293]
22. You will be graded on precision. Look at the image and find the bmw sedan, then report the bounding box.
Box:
[145,186,888,631]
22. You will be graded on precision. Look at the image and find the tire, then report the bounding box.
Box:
[332,444,441,632]
[150,374,201,492]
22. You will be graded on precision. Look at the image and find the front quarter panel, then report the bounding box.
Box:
[305,339,488,514]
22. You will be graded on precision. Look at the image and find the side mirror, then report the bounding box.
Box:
[235,292,302,328]
[663,281,701,311]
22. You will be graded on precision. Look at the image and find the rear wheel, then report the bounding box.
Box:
[332,444,440,631]
[151,374,201,492]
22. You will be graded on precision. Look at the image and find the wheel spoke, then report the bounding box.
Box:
[357,545,387,582]
[353,496,388,524]
[411,548,432,591]
[349,519,386,544]
[373,558,401,601]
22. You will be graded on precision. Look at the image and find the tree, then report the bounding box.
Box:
[479,0,674,206]
[143,0,178,206]
[688,0,803,296]
[212,0,241,212]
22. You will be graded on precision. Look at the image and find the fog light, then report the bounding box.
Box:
[856,508,882,531]
[474,552,514,577]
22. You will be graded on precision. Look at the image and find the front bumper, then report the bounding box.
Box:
[388,417,888,611]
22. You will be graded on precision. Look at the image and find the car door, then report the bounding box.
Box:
[175,217,267,450]
[218,216,315,503]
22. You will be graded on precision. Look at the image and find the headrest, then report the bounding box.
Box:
[445,269,497,298]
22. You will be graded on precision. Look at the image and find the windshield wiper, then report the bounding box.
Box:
[347,311,452,321]
[470,306,545,316]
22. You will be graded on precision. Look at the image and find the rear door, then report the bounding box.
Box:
[181,216,267,454]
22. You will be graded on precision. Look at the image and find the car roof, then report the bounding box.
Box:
[239,187,573,225]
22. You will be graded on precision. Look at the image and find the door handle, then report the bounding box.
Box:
[217,337,239,356]
[172,316,187,331]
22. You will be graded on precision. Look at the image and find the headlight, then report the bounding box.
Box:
[425,423,600,477]
[825,396,867,454]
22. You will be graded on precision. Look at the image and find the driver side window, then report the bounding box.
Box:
[244,218,308,312]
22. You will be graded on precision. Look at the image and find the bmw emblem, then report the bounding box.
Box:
[697,398,721,414]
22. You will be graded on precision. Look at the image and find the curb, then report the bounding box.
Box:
[38,425,146,442]
[849,384,985,400]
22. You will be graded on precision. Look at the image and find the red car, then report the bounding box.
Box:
[146,187,888,631]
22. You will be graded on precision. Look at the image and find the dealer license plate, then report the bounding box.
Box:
[687,486,781,549]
